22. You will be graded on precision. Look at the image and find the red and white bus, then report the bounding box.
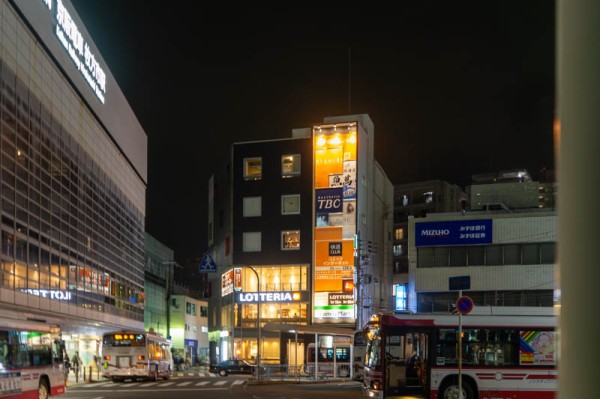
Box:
[0,309,67,399]
[362,307,558,399]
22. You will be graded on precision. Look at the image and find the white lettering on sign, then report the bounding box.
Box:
[53,0,107,103]
[420,229,450,237]
[317,198,342,210]
[21,289,72,301]
[238,292,294,303]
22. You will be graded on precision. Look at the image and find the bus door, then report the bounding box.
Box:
[384,330,429,396]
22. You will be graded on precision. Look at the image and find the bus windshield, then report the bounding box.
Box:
[102,333,146,347]
[0,313,67,398]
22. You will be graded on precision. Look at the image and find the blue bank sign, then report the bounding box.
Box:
[415,219,493,247]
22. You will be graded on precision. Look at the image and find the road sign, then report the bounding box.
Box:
[449,275,471,291]
[456,295,474,315]
[198,251,217,272]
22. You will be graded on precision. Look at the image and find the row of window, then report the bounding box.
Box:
[243,194,301,216]
[417,242,555,268]
[417,290,554,313]
[242,230,301,252]
[243,155,301,180]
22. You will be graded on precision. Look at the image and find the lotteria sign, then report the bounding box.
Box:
[415,219,493,247]
[236,291,307,303]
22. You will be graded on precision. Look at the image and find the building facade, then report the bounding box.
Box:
[144,233,175,339]
[408,209,556,313]
[169,294,208,367]
[1,0,147,365]
[392,180,465,312]
[206,114,393,365]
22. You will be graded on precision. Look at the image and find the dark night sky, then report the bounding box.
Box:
[70,1,556,265]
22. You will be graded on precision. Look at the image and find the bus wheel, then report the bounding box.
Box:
[38,379,49,399]
[440,379,474,399]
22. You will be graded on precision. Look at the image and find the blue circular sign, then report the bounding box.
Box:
[456,296,474,315]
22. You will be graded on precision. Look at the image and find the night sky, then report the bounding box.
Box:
[70,1,556,264]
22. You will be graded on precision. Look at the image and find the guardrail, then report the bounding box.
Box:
[251,363,352,382]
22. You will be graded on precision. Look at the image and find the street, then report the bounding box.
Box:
[63,376,364,399]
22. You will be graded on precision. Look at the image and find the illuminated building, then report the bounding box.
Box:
[206,114,393,365]
[0,0,147,364]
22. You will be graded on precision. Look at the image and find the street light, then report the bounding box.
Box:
[162,260,182,340]
[245,265,261,381]
[235,265,261,381]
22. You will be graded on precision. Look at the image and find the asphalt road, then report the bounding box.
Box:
[63,375,364,399]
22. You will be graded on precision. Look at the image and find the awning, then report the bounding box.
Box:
[262,322,354,336]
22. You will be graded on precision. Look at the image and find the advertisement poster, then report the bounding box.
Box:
[519,330,556,365]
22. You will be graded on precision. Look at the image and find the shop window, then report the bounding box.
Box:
[243,196,262,217]
[282,230,300,250]
[281,194,300,215]
[281,154,301,177]
[243,157,262,180]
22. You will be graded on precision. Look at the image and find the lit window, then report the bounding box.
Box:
[394,228,404,241]
[243,232,262,252]
[282,194,300,215]
[282,230,300,250]
[244,157,262,180]
[282,154,301,177]
[243,196,262,217]
[394,284,408,311]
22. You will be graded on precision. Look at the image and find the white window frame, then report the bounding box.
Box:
[243,157,262,180]
[242,232,262,252]
[243,196,262,217]
[281,154,301,177]
[281,230,300,250]
[281,194,301,215]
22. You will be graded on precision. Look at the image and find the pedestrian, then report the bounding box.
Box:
[71,351,82,382]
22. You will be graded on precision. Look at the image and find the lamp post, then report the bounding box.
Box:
[162,261,182,339]
[239,265,261,381]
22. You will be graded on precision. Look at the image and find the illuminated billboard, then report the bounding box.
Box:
[313,122,357,323]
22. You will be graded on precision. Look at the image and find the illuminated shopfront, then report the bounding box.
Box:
[221,265,310,363]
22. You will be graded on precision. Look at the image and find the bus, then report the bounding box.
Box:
[353,329,367,381]
[101,328,173,382]
[0,309,67,399]
[305,338,352,379]
[362,307,558,399]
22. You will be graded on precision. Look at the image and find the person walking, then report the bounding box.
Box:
[71,351,82,382]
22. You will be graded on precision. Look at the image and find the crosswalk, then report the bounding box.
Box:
[72,379,246,389]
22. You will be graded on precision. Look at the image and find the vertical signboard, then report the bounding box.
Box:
[313,122,357,323]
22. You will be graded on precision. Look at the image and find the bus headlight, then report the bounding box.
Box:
[371,379,382,390]
[137,355,145,361]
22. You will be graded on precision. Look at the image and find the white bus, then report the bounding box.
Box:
[0,309,67,399]
[101,328,173,382]
[305,340,352,379]
[362,307,558,399]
